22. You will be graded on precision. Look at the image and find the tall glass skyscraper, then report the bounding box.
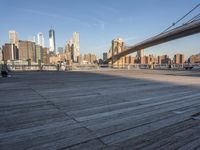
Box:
[49,28,56,53]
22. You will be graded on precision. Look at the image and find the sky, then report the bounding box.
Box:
[0,0,200,59]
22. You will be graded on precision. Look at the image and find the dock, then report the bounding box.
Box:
[0,70,200,150]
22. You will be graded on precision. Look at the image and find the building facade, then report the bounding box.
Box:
[41,47,49,64]
[174,54,184,64]
[158,55,171,64]
[0,48,2,62]
[83,53,97,64]
[72,32,80,62]
[189,54,200,64]
[49,28,56,53]
[8,30,19,47]
[136,49,144,64]
[2,43,18,62]
[57,47,64,54]
[103,52,108,61]
[37,32,45,47]
[35,45,42,63]
[18,40,36,63]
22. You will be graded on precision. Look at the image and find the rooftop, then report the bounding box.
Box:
[0,70,200,150]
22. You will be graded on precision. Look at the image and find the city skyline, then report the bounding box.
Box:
[0,0,200,58]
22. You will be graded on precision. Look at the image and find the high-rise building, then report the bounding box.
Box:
[57,47,64,54]
[65,39,74,61]
[8,30,19,47]
[41,47,49,64]
[2,43,18,62]
[72,32,80,62]
[174,54,184,64]
[136,49,144,64]
[49,28,56,53]
[103,52,108,61]
[35,45,42,63]
[33,36,36,43]
[37,32,45,47]
[18,40,36,62]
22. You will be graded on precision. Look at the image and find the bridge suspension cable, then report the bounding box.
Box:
[162,3,200,33]
[186,12,200,24]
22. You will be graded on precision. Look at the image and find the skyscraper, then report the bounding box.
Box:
[32,36,36,43]
[72,32,80,62]
[8,30,19,60]
[137,49,144,64]
[49,28,56,53]
[37,32,45,47]
[103,52,108,61]
[8,30,19,46]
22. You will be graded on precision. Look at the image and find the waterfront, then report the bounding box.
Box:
[0,70,200,149]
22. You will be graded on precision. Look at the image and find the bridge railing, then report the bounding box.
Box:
[4,65,58,71]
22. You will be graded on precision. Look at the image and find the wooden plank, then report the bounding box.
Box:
[147,126,200,150]
[177,138,200,150]
[100,106,200,145]
[0,71,200,150]
[63,139,105,150]
[101,119,200,150]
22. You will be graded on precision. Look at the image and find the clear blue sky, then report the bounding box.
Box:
[0,0,200,59]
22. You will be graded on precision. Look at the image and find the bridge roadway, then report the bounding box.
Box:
[105,19,200,63]
[0,70,200,150]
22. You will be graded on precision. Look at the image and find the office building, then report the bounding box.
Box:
[174,54,184,64]
[32,36,36,43]
[158,55,171,64]
[37,32,45,47]
[103,52,108,61]
[189,54,200,64]
[58,47,64,54]
[35,45,42,63]
[136,49,144,64]
[65,39,74,61]
[49,28,56,53]
[148,55,157,64]
[8,30,19,47]
[72,32,80,62]
[129,56,135,64]
[83,53,97,64]
[41,47,49,64]
[2,43,18,62]
[18,40,36,62]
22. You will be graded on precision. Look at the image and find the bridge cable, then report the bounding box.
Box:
[186,12,200,24]
[162,3,200,33]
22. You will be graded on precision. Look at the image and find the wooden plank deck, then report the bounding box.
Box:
[0,70,200,150]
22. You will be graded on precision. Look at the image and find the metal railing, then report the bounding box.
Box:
[1,64,199,72]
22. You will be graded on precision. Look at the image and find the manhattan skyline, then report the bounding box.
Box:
[0,0,200,58]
